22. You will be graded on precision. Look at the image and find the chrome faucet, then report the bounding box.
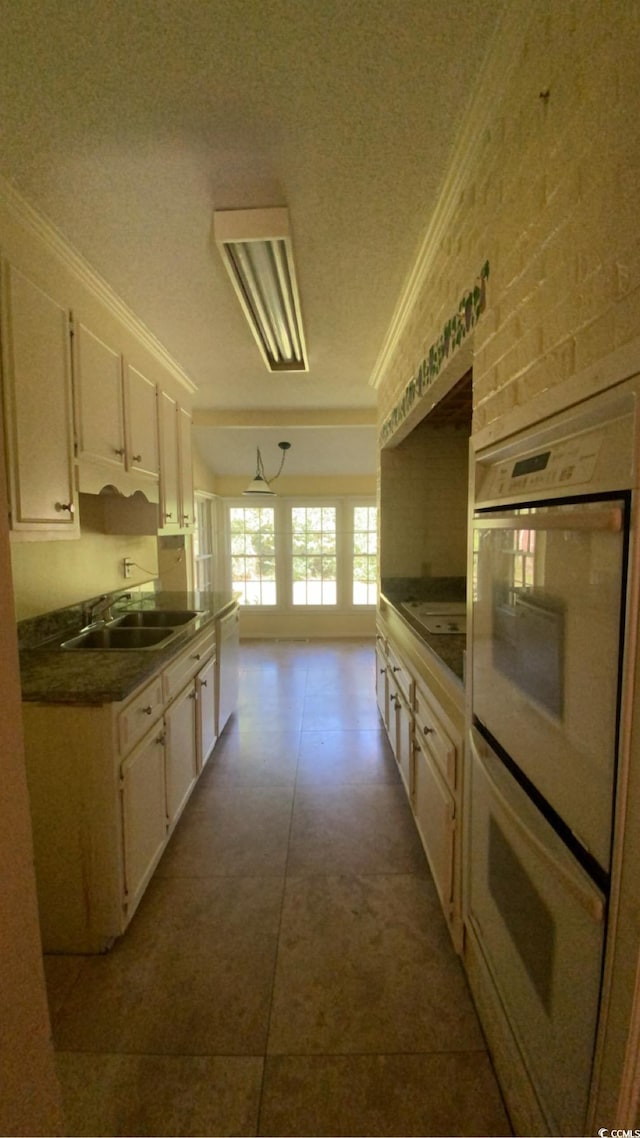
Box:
[84,594,113,626]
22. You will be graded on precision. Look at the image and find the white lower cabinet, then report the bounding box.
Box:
[216,604,240,735]
[376,618,462,948]
[413,735,455,920]
[165,681,198,829]
[197,654,217,771]
[120,724,167,914]
[23,620,228,953]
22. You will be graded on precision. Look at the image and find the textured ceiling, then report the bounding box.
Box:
[0,0,504,475]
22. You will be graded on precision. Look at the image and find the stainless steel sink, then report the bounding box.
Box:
[113,609,199,628]
[61,626,175,650]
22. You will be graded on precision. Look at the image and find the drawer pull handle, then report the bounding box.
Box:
[141,705,153,715]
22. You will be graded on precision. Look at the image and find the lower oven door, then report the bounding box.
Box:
[467,727,606,1136]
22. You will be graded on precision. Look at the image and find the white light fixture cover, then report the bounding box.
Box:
[214,207,308,373]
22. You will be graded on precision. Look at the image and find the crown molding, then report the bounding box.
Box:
[369,0,533,391]
[0,174,197,395]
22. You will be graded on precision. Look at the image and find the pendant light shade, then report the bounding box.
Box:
[243,441,291,496]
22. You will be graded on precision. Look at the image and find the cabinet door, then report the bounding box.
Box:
[196,654,217,771]
[216,607,240,735]
[125,362,159,479]
[413,738,455,918]
[120,726,167,916]
[164,681,197,829]
[158,389,179,530]
[1,262,78,534]
[390,678,413,796]
[73,318,124,469]
[178,405,194,528]
[375,642,388,727]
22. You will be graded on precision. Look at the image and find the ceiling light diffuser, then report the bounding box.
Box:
[214,207,308,373]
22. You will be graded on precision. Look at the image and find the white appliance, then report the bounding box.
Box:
[468,381,638,1135]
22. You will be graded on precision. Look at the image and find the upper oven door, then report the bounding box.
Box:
[471,496,628,874]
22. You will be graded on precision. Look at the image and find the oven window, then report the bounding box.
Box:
[489,817,556,1014]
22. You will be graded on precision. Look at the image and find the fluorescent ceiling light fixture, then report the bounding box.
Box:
[214,207,308,373]
[243,440,291,496]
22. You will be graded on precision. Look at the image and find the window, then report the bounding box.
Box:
[291,506,337,605]
[230,506,276,605]
[226,498,376,610]
[352,505,377,604]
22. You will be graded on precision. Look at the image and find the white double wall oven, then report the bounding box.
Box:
[467,377,640,1135]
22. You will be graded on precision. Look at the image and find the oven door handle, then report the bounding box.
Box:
[473,507,623,533]
[469,729,605,923]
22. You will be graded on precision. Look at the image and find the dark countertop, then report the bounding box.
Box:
[380,579,466,684]
[19,591,237,705]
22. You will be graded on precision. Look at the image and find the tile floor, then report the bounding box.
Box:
[45,639,512,1137]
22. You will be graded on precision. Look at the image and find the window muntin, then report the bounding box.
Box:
[352,505,377,605]
[230,506,276,605]
[291,506,337,605]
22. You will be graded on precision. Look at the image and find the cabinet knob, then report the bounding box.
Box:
[164,511,173,519]
[141,705,153,715]
[201,679,208,687]
[192,653,202,661]
[189,690,197,700]
[423,725,435,735]
[379,667,387,674]
[392,666,400,673]
[114,447,125,456]
[55,501,74,514]
[132,453,142,462]
[156,732,166,745]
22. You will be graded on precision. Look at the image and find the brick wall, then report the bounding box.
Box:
[377,2,640,441]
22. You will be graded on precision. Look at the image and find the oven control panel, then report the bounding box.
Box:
[479,429,607,501]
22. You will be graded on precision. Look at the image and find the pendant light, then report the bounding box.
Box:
[243,441,291,496]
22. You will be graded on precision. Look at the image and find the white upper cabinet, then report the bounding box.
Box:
[73,318,160,497]
[124,362,159,480]
[158,389,180,530]
[73,319,125,471]
[178,405,194,529]
[159,392,194,533]
[1,260,78,537]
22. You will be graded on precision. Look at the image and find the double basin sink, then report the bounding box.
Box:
[61,609,201,651]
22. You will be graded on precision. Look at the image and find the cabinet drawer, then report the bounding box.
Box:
[118,675,164,755]
[414,682,456,789]
[386,643,413,705]
[162,627,216,704]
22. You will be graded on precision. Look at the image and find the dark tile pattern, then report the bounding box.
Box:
[48,638,511,1137]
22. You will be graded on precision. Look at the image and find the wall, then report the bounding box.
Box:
[380,423,469,578]
[376,2,640,448]
[0,419,63,1135]
[11,496,158,620]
